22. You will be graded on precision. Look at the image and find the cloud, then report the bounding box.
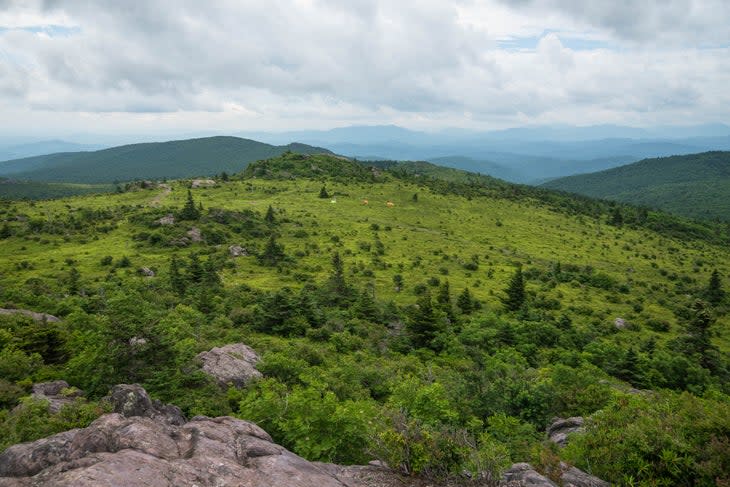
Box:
[0,0,728,133]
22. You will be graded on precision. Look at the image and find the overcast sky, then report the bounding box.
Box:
[1,0,729,136]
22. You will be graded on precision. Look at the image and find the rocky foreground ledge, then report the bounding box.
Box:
[0,384,608,487]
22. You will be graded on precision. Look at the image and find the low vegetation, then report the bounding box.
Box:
[1,152,728,485]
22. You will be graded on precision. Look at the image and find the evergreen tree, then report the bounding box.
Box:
[180,190,201,220]
[407,292,443,350]
[618,348,642,386]
[705,269,725,306]
[169,255,186,295]
[203,259,221,289]
[393,274,404,292]
[265,205,276,224]
[187,253,204,284]
[0,223,11,239]
[325,251,351,305]
[609,207,623,227]
[67,267,80,295]
[683,299,716,369]
[436,280,454,321]
[319,186,329,199]
[258,234,285,266]
[501,267,526,312]
[412,193,418,202]
[457,287,474,314]
[355,285,379,321]
[220,171,229,182]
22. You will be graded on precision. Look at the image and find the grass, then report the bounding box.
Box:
[2,171,729,352]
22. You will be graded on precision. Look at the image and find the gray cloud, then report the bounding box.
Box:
[0,0,728,133]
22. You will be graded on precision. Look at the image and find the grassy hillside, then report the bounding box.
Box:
[0,178,115,200]
[542,151,730,220]
[1,152,729,485]
[0,136,332,183]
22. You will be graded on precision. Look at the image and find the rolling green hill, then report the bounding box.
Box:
[0,136,332,183]
[1,152,729,485]
[542,151,730,220]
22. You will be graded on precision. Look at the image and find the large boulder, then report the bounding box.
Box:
[196,343,263,388]
[547,417,585,447]
[107,384,185,426]
[501,463,558,486]
[559,462,610,487]
[0,386,376,487]
[500,462,609,487]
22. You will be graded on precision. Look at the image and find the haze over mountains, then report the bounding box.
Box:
[2,123,730,186]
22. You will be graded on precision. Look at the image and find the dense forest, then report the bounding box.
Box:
[1,152,729,485]
[543,151,730,221]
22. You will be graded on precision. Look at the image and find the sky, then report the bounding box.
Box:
[1,0,729,136]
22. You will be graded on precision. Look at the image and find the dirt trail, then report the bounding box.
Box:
[149,184,172,207]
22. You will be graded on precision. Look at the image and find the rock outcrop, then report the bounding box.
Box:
[0,308,60,323]
[500,462,608,487]
[501,463,558,486]
[187,227,203,242]
[155,214,175,226]
[547,416,585,447]
[191,179,216,188]
[229,245,248,257]
[0,384,365,487]
[196,343,262,388]
[30,381,84,414]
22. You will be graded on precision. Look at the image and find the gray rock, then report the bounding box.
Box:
[187,227,203,242]
[0,385,362,487]
[547,417,585,447]
[229,245,248,257]
[191,179,216,188]
[155,214,175,225]
[614,317,626,329]
[138,267,155,277]
[30,381,84,414]
[499,462,609,487]
[197,343,262,388]
[0,308,60,323]
[560,462,610,487]
[501,463,558,486]
[107,384,185,426]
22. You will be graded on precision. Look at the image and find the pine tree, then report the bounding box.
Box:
[706,269,725,305]
[203,259,221,289]
[68,267,81,295]
[457,287,474,314]
[393,274,404,292]
[501,267,526,312]
[436,280,454,321]
[169,255,186,295]
[355,285,379,321]
[187,253,204,284]
[258,234,285,266]
[220,171,229,182]
[180,190,201,220]
[609,207,623,227]
[683,299,716,369]
[407,292,443,350]
[319,186,329,199]
[326,251,350,305]
[412,193,418,202]
[265,205,276,224]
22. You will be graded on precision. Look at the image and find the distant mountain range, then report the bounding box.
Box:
[0,136,331,183]
[542,151,730,221]
[242,124,730,183]
[0,140,104,162]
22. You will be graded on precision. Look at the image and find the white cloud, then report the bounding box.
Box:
[0,0,728,134]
